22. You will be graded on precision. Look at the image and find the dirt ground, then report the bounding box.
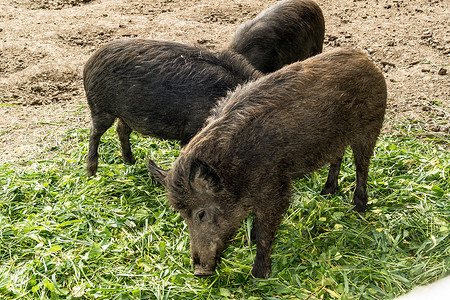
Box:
[0,0,449,164]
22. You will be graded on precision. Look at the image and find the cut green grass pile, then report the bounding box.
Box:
[0,126,449,299]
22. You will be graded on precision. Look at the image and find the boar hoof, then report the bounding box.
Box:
[251,266,270,279]
[354,207,366,217]
[123,157,136,165]
[320,186,337,196]
[87,169,96,177]
[86,162,98,177]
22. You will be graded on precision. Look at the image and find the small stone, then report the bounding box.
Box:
[437,68,447,75]
[326,35,338,41]
[429,125,441,132]
[421,30,432,39]
[381,61,396,68]
[422,106,431,112]
[197,39,209,45]
[445,126,450,134]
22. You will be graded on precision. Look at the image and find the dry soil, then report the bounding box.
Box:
[0,0,449,163]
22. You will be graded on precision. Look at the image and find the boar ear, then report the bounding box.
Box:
[146,158,168,186]
[189,159,222,195]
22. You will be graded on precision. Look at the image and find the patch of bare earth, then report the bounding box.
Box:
[0,0,448,164]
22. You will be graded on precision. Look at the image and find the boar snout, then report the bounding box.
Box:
[192,249,219,276]
[193,269,214,276]
[189,207,224,276]
[193,262,215,276]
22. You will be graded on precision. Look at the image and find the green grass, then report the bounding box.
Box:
[0,125,449,299]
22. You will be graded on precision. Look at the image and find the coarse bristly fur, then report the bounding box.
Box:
[228,0,325,73]
[84,38,260,176]
[148,47,387,278]
[85,0,325,177]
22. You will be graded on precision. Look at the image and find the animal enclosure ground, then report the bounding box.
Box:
[0,0,449,163]
[0,0,449,299]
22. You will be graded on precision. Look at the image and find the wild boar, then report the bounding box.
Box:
[228,0,325,73]
[147,47,387,278]
[84,38,260,176]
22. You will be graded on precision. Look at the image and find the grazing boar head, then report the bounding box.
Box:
[147,158,250,276]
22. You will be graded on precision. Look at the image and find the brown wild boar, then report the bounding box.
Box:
[147,48,387,278]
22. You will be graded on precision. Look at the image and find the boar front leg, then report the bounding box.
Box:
[87,112,116,176]
[251,198,289,278]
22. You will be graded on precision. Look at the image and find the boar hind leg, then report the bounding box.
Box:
[351,139,376,215]
[249,214,259,244]
[87,113,116,176]
[117,119,136,165]
[321,156,343,196]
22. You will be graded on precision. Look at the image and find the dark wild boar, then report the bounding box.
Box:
[147,48,387,278]
[228,0,325,73]
[84,38,260,176]
[85,0,325,176]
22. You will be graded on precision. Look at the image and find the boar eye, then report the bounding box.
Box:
[197,209,206,222]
